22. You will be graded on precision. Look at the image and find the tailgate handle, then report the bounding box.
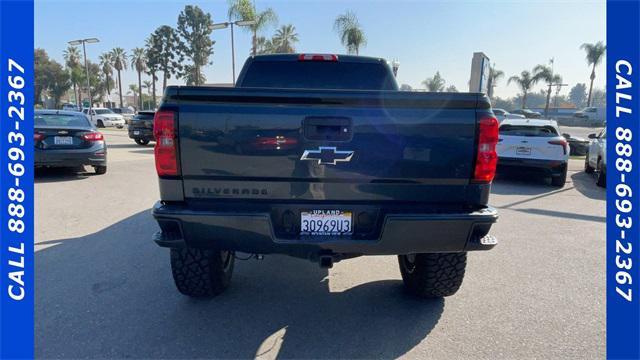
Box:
[303,116,352,141]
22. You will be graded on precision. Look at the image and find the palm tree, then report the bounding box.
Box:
[63,46,81,106]
[272,25,299,53]
[508,70,544,109]
[110,48,128,107]
[580,41,606,107]
[532,64,556,116]
[487,64,504,99]
[553,75,564,108]
[228,0,278,56]
[422,71,445,92]
[333,11,367,55]
[255,36,275,54]
[128,84,139,109]
[143,80,153,110]
[98,53,114,98]
[131,48,147,110]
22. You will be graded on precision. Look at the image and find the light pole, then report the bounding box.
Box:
[68,38,99,110]
[210,20,256,85]
[391,59,400,78]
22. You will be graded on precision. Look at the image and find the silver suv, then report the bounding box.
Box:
[584,128,606,187]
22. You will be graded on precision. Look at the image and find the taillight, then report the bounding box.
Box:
[298,54,338,62]
[82,132,104,141]
[153,110,179,176]
[34,133,45,142]
[548,139,568,155]
[473,116,499,183]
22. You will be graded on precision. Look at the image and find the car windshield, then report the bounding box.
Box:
[120,108,134,114]
[35,113,91,127]
[499,124,558,137]
[95,109,114,115]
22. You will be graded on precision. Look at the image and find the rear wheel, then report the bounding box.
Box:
[170,248,235,297]
[398,252,466,298]
[584,152,595,173]
[97,120,105,128]
[596,159,606,187]
[93,165,107,175]
[551,166,567,187]
[135,138,150,146]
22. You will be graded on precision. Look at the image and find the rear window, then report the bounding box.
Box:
[499,124,558,137]
[238,61,398,90]
[35,114,91,127]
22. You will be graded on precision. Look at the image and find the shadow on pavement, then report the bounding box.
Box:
[570,171,606,201]
[106,143,146,149]
[34,167,94,183]
[36,210,444,359]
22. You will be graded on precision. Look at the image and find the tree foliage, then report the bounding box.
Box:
[334,11,367,55]
[148,25,183,90]
[487,64,504,98]
[177,5,214,86]
[272,24,299,53]
[228,0,278,55]
[569,83,587,109]
[422,71,445,92]
[580,41,606,106]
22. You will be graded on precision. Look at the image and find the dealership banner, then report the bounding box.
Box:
[0,0,35,358]
[607,0,640,359]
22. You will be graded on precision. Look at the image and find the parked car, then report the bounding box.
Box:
[493,108,525,122]
[61,103,80,112]
[562,133,590,156]
[496,118,569,186]
[81,107,126,128]
[585,128,606,187]
[112,107,136,125]
[128,110,155,145]
[34,110,107,174]
[573,107,605,125]
[151,54,499,299]
[510,109,542,119]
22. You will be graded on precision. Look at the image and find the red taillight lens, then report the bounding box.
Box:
[82,132,104,141]
[153,110,179,176]
[473,116,499,183]
[34,133,45,142]
[548,139,568,155]
[298,54,338,62]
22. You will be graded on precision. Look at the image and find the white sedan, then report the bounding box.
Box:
[492,108,525,123]
[82,107,126,128]
[496,119,570,187]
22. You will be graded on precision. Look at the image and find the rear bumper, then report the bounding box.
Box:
[497,157,567,176]
[152,201,498,259]
[128,127,154,141]
[35,145,107,167]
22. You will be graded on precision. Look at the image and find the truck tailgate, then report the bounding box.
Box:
[170,87,487,203]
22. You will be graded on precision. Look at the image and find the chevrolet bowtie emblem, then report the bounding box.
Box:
[300,147,354,165]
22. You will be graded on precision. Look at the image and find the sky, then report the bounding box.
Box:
[35,0,606,99]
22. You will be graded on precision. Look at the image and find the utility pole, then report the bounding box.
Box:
[68,38,100,109]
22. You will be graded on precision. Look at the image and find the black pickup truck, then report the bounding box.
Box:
[152,54,499,298]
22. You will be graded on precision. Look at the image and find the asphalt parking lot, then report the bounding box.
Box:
[35,127,605,359]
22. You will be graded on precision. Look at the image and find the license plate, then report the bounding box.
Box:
[516,146,531,155]
[301,210,352,236]
[54,136,73,145]
[133,131,140,135]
